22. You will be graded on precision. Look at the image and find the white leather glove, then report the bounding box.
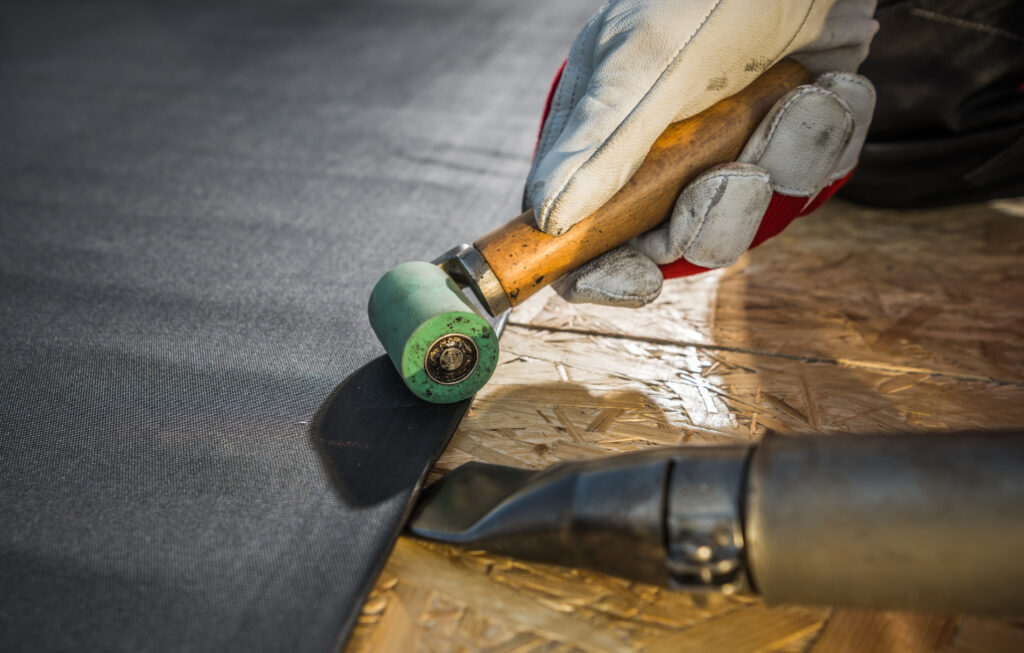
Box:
[525,0,878,307]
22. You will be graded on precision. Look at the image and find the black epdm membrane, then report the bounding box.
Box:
[0,1,588,650]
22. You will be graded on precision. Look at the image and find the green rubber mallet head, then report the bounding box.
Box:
[368,261,498,404]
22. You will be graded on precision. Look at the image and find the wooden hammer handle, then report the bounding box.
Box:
[475,59,811,307]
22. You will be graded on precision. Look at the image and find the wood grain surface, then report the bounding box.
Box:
[347,199,1024,652]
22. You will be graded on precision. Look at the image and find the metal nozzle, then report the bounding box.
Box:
[409,446,752,591]
[410,430,1024,614]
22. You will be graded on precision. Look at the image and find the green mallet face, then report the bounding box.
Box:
[368,261,498,404]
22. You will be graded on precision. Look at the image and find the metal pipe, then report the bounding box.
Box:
[410,429,1024,613]
[746,430,1024,613]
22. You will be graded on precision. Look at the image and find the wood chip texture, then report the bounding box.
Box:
[347,201,1024,652]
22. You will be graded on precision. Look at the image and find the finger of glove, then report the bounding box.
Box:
[651,87,855,275]
[814,72,875,180]
[738,83,855,197]
[552,245,663,308]
[525,0,838,237]
[633,163,772,268]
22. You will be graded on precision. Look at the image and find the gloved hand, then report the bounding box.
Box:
[525,0,878,307]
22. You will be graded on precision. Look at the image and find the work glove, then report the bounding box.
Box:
[525,0,878,307]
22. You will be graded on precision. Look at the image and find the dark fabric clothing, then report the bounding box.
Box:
[843,0,1024,207]
[0,1,585,650]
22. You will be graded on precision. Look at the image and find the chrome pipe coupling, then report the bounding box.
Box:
[665,446,752,594]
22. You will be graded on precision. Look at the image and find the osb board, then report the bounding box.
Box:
[347,201,1024,653]
[520,201,1024,385]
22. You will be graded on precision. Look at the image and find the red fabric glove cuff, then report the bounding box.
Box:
[533,59,567,158]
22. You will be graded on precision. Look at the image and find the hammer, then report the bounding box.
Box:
[369,60,810,403]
